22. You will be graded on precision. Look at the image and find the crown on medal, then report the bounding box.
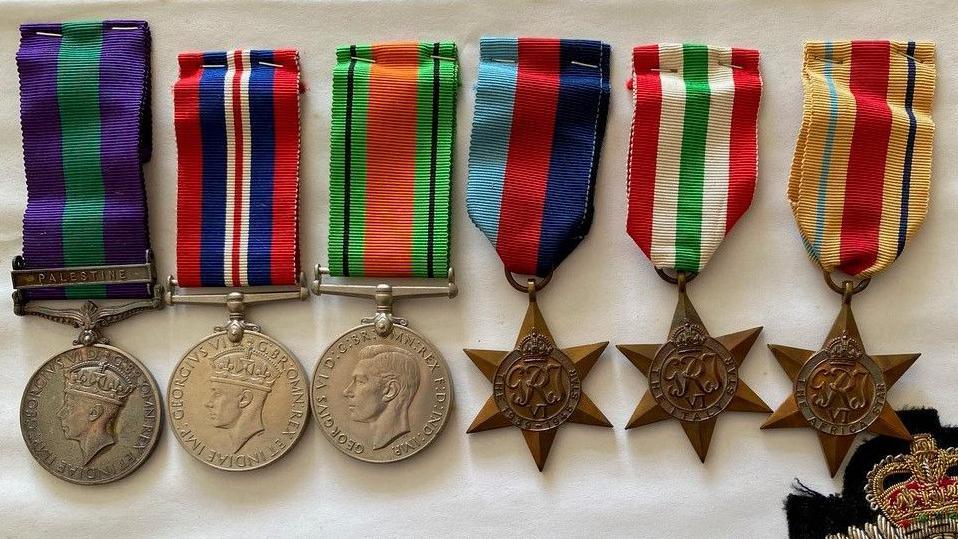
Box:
[824,332,865,365]
[519,331,554,361]
[209,347,279,393]
[65,360,136,406]
[671,321,707,353]
[866,434,958,528]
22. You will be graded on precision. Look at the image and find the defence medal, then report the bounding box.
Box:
[13,21,163,484]
[617,43,770,462]
[763,41,935,476]
[464,37,613,471]
[166,49,309,471]
[310,42,458,463]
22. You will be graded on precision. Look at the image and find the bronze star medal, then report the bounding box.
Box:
[465,286,611,471]
[763,283,918,476]
[617,278,770,461]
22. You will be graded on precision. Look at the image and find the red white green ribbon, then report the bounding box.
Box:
[627,43,762,273]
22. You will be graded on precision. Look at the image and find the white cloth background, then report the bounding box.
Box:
[0,0,955,537]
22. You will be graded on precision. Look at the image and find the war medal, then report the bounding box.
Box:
[166,50,309,471]
[464,37,612,471]
[310,42,458,463]
[763,41,936,476]
[13,21,163,485]
[617,43,770,462]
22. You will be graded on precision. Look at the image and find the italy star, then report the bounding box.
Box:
[762,297,918,476]
[465,295,612,471]
[617,288,770,462]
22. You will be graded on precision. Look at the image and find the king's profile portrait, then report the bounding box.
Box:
[58,360,135,465]
[205,347,279,454]
[343,345,422,450]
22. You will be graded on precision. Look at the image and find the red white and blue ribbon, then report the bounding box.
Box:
[174,49,301,287]
[467,37,610,277]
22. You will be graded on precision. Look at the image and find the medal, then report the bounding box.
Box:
[617,43,769,462]
[310,41,459,463]
[763,41,936,476]
[464,37,612,471]
[166,49,309,471]
[12,21,162,484]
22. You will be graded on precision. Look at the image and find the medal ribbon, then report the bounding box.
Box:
[17,21,152,299]
[790,41,936,278]
[174,49,301,287]
[328,41,459,278]
[467,37,611,277]
[627,43,762,274]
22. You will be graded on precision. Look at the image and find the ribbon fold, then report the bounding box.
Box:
[174,49,302,287]
[790,41,936,278]
[627,43,762,274]
[467,37,610,277]
[328,41,459,278]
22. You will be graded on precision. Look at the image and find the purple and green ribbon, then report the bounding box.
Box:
[17,21,152,299]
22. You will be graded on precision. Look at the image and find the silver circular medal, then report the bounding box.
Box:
[311,324,453,463]
[20,343,162,485]
[167,330,309,471]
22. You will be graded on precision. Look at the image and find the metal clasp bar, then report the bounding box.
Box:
[165,273,309,343]
[311,265,457,337]
[10,250,163,346]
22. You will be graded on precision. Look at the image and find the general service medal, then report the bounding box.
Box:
[166,49,310,471]
[617,43,770,462]
[310,41,460,463]
[464,37,613,471]
[764,40,935,476]
[12,21,163,484]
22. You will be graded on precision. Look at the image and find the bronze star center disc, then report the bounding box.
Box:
[649,321,739,422]
[493,331,582,432]
[794,332,887,436]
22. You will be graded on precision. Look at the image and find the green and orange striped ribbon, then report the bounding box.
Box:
[329,41,458,278]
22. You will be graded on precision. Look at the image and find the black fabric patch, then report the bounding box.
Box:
[785,409,958,538]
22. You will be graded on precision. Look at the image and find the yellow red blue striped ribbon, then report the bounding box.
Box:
[789,41,936,278]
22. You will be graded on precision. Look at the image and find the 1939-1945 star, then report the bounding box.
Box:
[465,294,612,471]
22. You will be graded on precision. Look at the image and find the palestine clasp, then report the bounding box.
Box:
[311,266,457,337]
[165,273,309,343]
[11,249,163,346]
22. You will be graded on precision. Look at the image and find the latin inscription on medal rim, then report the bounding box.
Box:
[19,344,162,485]
[311,324,453,463]
[493,331,581,432]
[649,321,738,422]
[168,331,309,471]
[795,332,886,436]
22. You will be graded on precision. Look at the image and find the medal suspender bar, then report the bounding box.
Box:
[13,21,163,485]
[166,49,309,471]
[310,41,459,463]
